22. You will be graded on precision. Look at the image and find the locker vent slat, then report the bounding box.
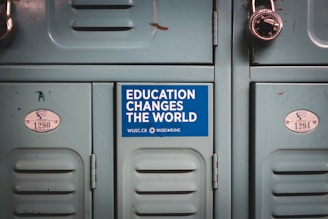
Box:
[273,215,328,219]
[14,182,76,194]
[123,149,206,218]
[72,4,133,9]
[6,149,84,218]
[48,0,156,49]
[15,204,76,216]
[264,150,328,219]
[71,2,134,32]
[14,160,76,172]
[72,26,133,31]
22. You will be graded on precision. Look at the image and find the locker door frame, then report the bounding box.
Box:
[92,83,115,219]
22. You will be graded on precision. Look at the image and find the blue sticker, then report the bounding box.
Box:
[122,85,208,137]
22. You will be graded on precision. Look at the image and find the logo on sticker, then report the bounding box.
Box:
[122,85,208,137]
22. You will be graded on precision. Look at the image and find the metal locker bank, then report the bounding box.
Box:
[233,0,328,219]
[0,0,327,219]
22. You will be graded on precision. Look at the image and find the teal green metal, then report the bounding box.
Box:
[0,83,92,218]
[252,0,328,65]
[0,0,228,218]
[0,0,213,64]
[2,0,327,218]
[92,83,115,219]
[116,83,214,219]
[250,83,328,218]
[233,0,328,218]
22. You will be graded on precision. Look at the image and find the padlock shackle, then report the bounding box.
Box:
[251,0,275,14]
[6,0,11,17]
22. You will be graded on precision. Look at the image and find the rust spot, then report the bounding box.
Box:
[150,23,169,31]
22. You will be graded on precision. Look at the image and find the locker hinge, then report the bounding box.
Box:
[90,154,96,190]
[212,153,219,190]
[213,10,218,46]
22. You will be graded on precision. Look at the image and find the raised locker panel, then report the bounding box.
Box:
[116,83,214,219]
[250,83,328,219]
[251,0,328,65]
[0,83,92,219]
[0,0,212,64]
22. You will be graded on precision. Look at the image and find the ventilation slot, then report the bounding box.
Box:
[72,5,133,9]
[48,0,158,49]
[273,215,328,219]
[71,3,134,32]
[266,150,328,219]
[72,26,133,32]
[6,149,83,218]
[135,169,197,195]
[123,149,206,218]
[135,164,198,217]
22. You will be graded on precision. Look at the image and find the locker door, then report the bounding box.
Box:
[251,0,328,65]
[0,83,92,219]
[0,0,212,64]
[250,83,328,219]
[116,83,214,219]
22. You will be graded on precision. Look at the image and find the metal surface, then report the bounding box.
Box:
[6,0,328,218]
[0,65,214,82]
[0,83,92,219]
[252,0,328,65]
[116,82,214,219]
[0,0,212,63]
[92,83,115,219]
[250,83,328,219]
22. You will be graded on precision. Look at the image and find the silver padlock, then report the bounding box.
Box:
[248,0,283,41]
[0,0,15,46]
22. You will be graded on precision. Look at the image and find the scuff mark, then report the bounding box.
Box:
[150,23,169,31]
[150,0,168,31]
[277,91,285,95]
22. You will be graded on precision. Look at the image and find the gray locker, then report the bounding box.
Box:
[116,83,214,219]
[251,83,328,219]
[92,83,115,219]
[0,83,92,219]
[251,0,328,65]
[0,0,212,64]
